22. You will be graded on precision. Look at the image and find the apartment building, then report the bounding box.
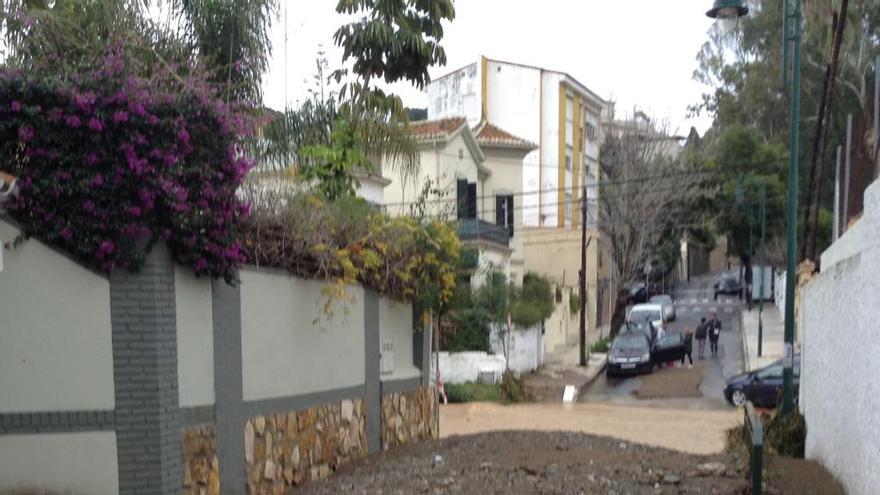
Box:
[425,56,614,356]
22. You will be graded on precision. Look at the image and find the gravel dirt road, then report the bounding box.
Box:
[298,430,844,494]
[440,402,740,455]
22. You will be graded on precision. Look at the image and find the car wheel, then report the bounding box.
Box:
[731,389,747,407]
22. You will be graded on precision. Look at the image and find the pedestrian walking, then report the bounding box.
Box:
[681,327,694,368]
[707,311,722,358]
[695,317,708,359]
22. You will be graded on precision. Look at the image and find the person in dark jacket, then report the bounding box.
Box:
[695,317,708,359]
[681,327,694,368]
[707,312,722,358]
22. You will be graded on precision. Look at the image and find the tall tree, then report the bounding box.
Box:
[692,0,879,262]
[599,116,708,334]
[332,0,455,91]
[169,0,278,103]
[0,0,185,73]
[801,0,849,262]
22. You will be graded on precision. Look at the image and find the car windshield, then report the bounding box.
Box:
[630,309,661,322]
[613,333,648,352]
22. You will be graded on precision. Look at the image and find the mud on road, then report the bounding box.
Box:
[297,430,843,495]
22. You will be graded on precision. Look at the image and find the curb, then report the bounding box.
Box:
[740,308,751,372]
[575,355,607,400]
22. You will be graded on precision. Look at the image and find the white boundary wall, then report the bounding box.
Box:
[0,219,115,412]
[175,266,215,408]
[240,269,367,401]
[800,180,880,495]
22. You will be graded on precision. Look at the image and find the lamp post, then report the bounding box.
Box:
[707,0,799,415]
[758,181,766,357]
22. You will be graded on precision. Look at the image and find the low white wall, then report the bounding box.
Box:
[0,219,115,412]
[175,266,215,408]
[800,180,880,495]
[0,432,119,495]
[240,269,366,401]
[435,351,505,385]
[774,269,786,316]
[489,324,543,374]
[378,297,420,382]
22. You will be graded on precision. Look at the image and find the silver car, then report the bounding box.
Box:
[649,294,675,322]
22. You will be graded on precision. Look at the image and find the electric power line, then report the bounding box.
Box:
[380,169,715,209]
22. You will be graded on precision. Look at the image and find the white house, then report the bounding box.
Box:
[380,117,536,287]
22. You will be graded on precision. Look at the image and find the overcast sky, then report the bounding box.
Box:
[262,1,719,136]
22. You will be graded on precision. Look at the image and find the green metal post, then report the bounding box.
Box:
[758,183,766,357]
[782,0,790,87]
[749,199,754,257]
[781,0,801,416]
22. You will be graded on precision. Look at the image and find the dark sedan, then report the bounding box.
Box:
[652,333,687,364]
[626,283,648,305]
[607,330,688,377]
[714,273,743,299]
[606,331,653,377]
[724,355,801,408]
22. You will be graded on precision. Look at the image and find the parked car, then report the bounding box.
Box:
[651,332,687,364]
[608,328,688,377]
[607,331,653,377]
[724,355,801,408]
[649,294,676,321]
[627,303,665,334]
[619,319,657,347]
[713,273,742,299]
[625,283,648,305]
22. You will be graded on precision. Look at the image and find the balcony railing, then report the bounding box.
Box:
[457,218,510,248]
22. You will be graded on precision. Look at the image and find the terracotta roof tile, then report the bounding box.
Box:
[473,121,537,149]
[407,117,468,141]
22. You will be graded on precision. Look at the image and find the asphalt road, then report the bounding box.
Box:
[581,274,744,409]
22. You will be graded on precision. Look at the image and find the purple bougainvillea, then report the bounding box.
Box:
[0,46,252,282]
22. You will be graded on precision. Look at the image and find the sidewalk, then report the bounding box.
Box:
[523,352,607,402]
[740,302,784,371]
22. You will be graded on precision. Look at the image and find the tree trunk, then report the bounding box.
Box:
[803,0,848,262]
[609,289,629,338]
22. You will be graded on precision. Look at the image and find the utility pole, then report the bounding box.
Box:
[781,0,802,416]
[579,185,588,367]
[758,182,766,357]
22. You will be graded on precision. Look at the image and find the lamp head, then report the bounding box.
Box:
[706,0,749,34]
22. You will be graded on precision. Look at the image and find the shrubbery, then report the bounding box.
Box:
[240,192,459,308]
[0,46,252,281]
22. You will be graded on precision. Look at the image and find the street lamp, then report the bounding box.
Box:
[706,0,749,34]
[706,0,799,416]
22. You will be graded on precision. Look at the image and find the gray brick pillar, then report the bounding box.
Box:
[212,279,245,493]
[364,290,381,453]
[110,242,182,495]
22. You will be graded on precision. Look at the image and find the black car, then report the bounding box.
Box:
[724,355,801,408]
[619,320,657,347]
[714,274,743,299]
[652,332,687,364]
[626,283,648,305]
[607,329,688,377]
[607,331,653,377]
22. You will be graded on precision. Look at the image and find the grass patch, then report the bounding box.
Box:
[445,373,533,404]
[590,336,611,353]
[444,382,504,403]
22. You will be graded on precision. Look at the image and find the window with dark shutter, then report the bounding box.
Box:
[456,179,468,219]
[495,194,514,237]
[466,183,477,218]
